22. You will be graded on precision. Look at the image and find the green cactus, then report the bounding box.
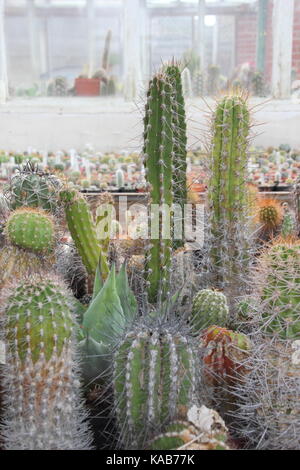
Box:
[0,273,93,449]
[281,203,296,239]
[191,289,229,334]
[5,207,55,254]
[205,93,251,307]
[116,168,125,188]
[5,161,61,214]
[165,63,188,250]
[113,323,196,449]
[143,73,174,304]
[59,187,109,277]
[257,240,300,339]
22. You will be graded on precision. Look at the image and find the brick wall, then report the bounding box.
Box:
[235,0,300,82]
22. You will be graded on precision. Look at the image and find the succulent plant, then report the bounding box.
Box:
[147,405,230,450]
[256,197,283,237]
[0,273,93,449]
[280,203,296,239]
[113,319,197,449]
[191,289,229,334]
[5,207,55,254]
[203,92,253,313]
[59,186,109,278]
[5,161,62,215]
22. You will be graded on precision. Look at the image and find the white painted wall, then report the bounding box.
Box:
[1,97,300,152]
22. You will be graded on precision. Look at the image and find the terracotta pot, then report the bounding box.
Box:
[75,78,100,96]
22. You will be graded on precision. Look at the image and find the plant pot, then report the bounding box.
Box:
[75,78,100,96]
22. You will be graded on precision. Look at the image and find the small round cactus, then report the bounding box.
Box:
[191,289,229,333]
[6,207,55,254]
[256,198,283,233]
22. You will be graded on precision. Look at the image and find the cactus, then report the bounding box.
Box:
[165,63,188,250]
[256,197,283,235]
[116,168,125,189]
[253,239,300,339]
[148,405,230,450]
[113,321,197,449]
[251,71,266,97]
[191,289,229,334]
[5,161,62,214]
[181,67,193,98]
[204,92,252,310]
[206,65,221,96]
[143,73,174,304]
[234,336,300,450]
[5,207,55,254]
[280,202,296,239]
[193,70,204,97]
[0,273,93,449]
[47,76,68,97]
[59,187,109,278]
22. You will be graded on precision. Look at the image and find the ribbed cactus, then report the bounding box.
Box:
[5,161,61,214]
[257,197,283,237]
[143,73,174,304]
[116,168,125,189]
[254,239,300,339]
[148,405,230,450]
[204,93,252,310]
[113,322,197,449]
[281,203,296,239]
[5,207,55,254]
[234,336,300,450]
[59,187,109,278]
[0,274,93,449]
[165,63,187,250]
[191,289,229,334]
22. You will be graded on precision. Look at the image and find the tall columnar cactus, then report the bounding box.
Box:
[5,161,62,215]
[253,239,300,339]
[5,207,55,254]
[0,274,93,450]
[191,289,229,334]
[165,63,188,250]
[143,73,174,304]
[205,93,252,308]
[113,322,197,449]
[116,168,125,189]
[59,187,109,278]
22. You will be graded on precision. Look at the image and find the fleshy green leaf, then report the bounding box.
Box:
[79,335,110,384]
[116,262,138,323]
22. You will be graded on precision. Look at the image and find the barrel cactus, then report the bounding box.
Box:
[191,289,229,334]
[113,321,197,449]
[5,207,55,254]
[0,273,93,449]
[256,197,283,236]
[5,161,61,214]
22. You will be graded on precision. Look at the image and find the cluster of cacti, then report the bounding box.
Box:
[147,405,230,450]
[191,289,229,334]
[0,273,93,449]
[5,161,62,215]
[113,320,197,449]
[47,76,68,97]
[203,92,253,312]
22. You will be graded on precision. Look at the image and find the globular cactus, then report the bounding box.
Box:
[253,239,300,339]
[143,73,174,304]
[165,63,188,251]
[147,405,230,450]
[234,335,300,450]
[5,207,55,254]
[204,92,252,313]
[0,273,93,450]
[113,321,197,449]
[5,161,62,215]
[59,186,109,278]
[256,197,283,236]
[191,289,229,334]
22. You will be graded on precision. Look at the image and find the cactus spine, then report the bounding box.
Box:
[205,93,251,307]
[60,187,109,278]
[143,74,174,304]
[191,289,229,334]
[113,324,196,449]
[0,274,93,449]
